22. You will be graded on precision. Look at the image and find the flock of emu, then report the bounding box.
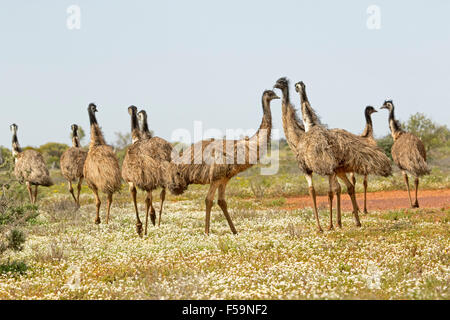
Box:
[9,77,430,235]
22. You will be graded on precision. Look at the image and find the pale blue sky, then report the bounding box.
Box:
[1,0,449,148]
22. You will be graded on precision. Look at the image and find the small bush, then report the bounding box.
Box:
[0,260,27,275]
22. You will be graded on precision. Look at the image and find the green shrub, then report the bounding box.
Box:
[0,260,27,275]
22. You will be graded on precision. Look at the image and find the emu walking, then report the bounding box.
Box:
[274,78,391,231]
[350,106,379,213]
[122,106,173,236]
[380,100,430,208]
[137,109,173,228]
[60,124,87,206]
[10,124,53,204]
[167,90,279,235]
[83,103,121,224]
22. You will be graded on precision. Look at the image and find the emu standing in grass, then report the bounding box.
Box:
[137,109,173,228]
[60,124,87,206]
[122,106,173,236]
[380,100,430,208]
[350,106,378,213]
[83,103,121,224]
[274,78,391,231]
[10,124,53,204]
[168,90,279,235]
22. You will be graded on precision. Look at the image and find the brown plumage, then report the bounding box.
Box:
[350,106,379,213]
[381,100,430,208]
[138,109,173,229]
[60,124,87,206]
[274,78,391,232]
[168,90,278,235]
[10,124,53,204]
[122,106,173,236]
[83,103,121,224]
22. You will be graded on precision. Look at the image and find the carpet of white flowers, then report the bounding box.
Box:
[0,193,448,300]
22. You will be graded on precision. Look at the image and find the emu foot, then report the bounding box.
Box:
[136,223,143,237]
[316,227,323,234]
[412,202,419,208]
[327,224,334,231]
[363,209,368,214]
[336,222,342,229]
[150,213,156,226]
[94,217,101,224]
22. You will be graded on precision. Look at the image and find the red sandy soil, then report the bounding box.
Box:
[284,189,450,211]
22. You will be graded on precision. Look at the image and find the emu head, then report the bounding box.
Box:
[88,103,98,113]
[10,123,18,135]
[262,90,280,102]
[365,106,378,115]
[294,81,306,94]
[137,110,147,122]
[380,100,394,111]
[128,105,137,116]
[167,165,189,196]
[71,124,79,134]
[273,77,289,90]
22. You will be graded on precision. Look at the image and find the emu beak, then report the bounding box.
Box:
[273,95,280,99]
[380,106,387,110]
[372,109,378,113]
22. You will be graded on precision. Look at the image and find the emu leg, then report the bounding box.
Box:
[402,171,414,208]
[413,177,420,208]
[92,188,101,224]
[105,193,113,224]
[144,191,153,236]
[306,174,322,233]
[129,184,142,237]
[335,180,342,228]
[76,177,83,206]
[26,182,33,204]
[205,181,220,236]
[327,191,334,231]
[68,181,77,204]
[363,175,368,214]
[218,181,237,235]
[337,172,361,227]
[33,185,38,204]
[329,174,342,229]
[350,173,356,187]
[158,188,166,227]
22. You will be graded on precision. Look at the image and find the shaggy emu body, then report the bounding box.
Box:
[167,90,279,235]
[274,78,391,232]
[10,124,53,204]
[350,106,379,213]
[60,124,87,206]
[137,110,173,228]
[122,106,173,236]
[83,103,121,224]
[381,100,430,208]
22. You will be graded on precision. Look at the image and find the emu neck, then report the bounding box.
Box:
[280,87,304,148]
[130,111,141,143]
[299,90,320,132]
[140,118,153,139]
[11,132,22,158]
[72,136,81,148]
[88,110,106,147]
[361,112,374,139]
[247,97,273,162]
[388,107,402,140]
